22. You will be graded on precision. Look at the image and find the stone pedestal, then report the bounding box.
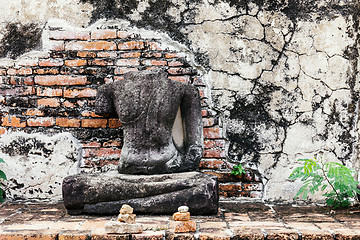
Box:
[62,171,218,215]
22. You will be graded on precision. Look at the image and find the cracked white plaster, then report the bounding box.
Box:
[128,0,150,21]
[184,14,279,79]
[255,123,285,153]
[194,1,238,24]
[261,51,300,92]
[0,0,92,26]
[286,22,316,55]
[0,132,82,201]
[231,38,279,79]
[323,89,353,116]
[283,123,322,155]
[265,26,285,52]
[262,156,306,201]
[297,71,332,107]
[299,52,328,79]
[324,55,351,90]
[206,70,253,94]
[233,15,264,40]
[212,90,236,115]
[166,2,187,24]
[247,1,260,16]
[312,16,355,57]
[266,90,300,124]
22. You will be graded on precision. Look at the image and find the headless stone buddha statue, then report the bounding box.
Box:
[62,69,218,215]
[95,69,203,174]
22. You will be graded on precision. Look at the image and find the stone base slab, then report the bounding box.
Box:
[62,171,219,215]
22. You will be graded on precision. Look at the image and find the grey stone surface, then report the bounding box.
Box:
[62,171,218,215]
[95,69,203,174]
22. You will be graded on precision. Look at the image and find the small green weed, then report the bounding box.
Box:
[231,163,246,176]
[0,158,6,202]
[289,156,360,209]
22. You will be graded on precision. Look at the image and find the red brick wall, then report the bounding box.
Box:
[0,27,262,198]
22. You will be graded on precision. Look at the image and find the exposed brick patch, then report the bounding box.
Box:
[35,75,87,86]
[103,140,122,147]
[199,159,227,170]
[114,67,138,75]
[81,111,102,118]
[18,68,33,75]
[63,100,76,108]
[77,51,97,58]
[97,51,118,58]
[27,117,55,127]
[203,148,225,158]
[0,86,35,96]
[118,41,145,50]
[65,59,87,67]
[109,119,122,128]
[89,59,114,66]
[117,31,132,39]
[82,142,102,148]
[56,118,81,128]
[39,58,64,67]
[34,68,60,75]
[168,76,190,84]
[168,61,184,67]
[25,109,45,116]
[37,87,63,97]
[81,119,107,128]
[142,59,167,66]
[219,183,242,197]
[83,148,122,159]
[37,98,60,107]
[0,127,6,135]
[63,88,97,98]
[65,41,117,51]
[115,59,140,66]
[203,127,222,139]
[1,115,26,127]
[91,29,117,40]
[120,52,141,58]
[7,68,18,75]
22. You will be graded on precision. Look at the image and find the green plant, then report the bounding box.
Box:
[231,163,246,176]
[0,158,6,202]
[289,156,360,209]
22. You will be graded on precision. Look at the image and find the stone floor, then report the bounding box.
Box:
[1,200,360,239]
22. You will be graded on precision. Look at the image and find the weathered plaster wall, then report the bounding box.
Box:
[0,132,82,201]
[0,0,358,202]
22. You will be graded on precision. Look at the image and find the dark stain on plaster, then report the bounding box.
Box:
[1,137,53,158]
[0,23,42,59]
[79,0,138,20]
[227,85,289,166]
[80,0,357,72]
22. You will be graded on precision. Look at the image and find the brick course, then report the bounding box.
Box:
[0,27,258,199]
